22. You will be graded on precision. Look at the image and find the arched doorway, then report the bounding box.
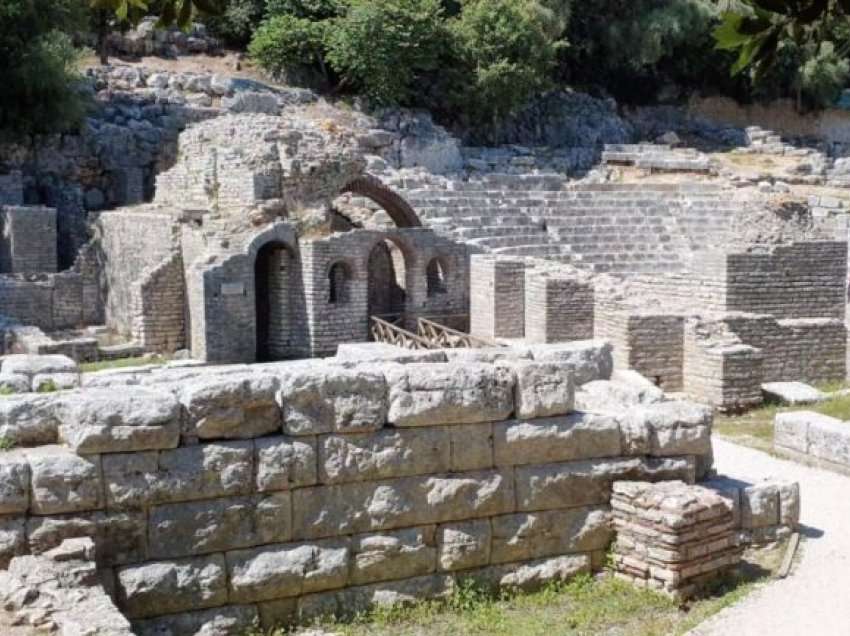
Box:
[255,242,294,361]
[368,238,408,321]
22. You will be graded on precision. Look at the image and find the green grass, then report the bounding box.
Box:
[79,355,164,374]
[0,437,15,451]
[716,388,850,453]
[249,545,784,636]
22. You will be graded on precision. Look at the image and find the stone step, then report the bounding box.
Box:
[455,224,546,239]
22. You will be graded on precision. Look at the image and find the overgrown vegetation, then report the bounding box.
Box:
[248,556,783,636]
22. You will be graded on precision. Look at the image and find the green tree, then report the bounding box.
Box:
[203,0,266,46]
[450,0,563,123]
[325,0,449,106]
[0,0,87,139]
[249,13,331,85]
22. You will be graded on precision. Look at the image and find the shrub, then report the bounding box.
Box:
[325,0,449,106]
[249,13,330,82]
[203,0,266,46]
[450,0,562,123]
[265,0,347,19]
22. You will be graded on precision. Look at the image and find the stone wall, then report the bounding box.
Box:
[97,209,180,342]
[0,172,23,206]
[524,269,594,343]
[134,253,186,352]
[0,206,58,274]
[470,256,528,340]
[0,354,712,632]
[0,273,89,331]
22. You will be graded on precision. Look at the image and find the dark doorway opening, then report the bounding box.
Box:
[255,242,293,361]
[367,239,407,321]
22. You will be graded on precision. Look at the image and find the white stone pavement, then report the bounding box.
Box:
[690,437,850,636]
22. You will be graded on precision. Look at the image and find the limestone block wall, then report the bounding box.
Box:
[524,270,594,343]
[97,209,182,341]
[0,356,712,633]
[0,206,58,274]
[470,256,528,340]
[133,253,186,352]
[0,273,88,331]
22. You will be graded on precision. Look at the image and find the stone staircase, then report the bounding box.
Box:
[403,176,735,274]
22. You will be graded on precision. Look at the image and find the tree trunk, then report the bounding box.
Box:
[97,10,109,66]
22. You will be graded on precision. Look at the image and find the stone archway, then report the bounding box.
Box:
[341,175,423,228]
[255,241,294,361]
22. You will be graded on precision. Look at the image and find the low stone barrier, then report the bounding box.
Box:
[0,353,713,633]
[775,410,850,475]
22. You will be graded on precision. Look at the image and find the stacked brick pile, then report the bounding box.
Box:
[611,480,742,599]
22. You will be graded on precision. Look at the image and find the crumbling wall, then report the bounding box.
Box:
[133,252,186,352]
[524,269,594,343]
[0,206,58,274]
[0,273,87,331]
[0,354,712,633]
[470,256,527,340]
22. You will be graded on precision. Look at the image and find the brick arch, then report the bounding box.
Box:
[341,175,422,228]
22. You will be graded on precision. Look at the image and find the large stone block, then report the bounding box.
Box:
[386,363,514,427]
[449,423,494,471]
[318,428,450,484]
[0,451,29,514]
[179,373,281,440]
[490,507,612,564]
[0,517,26,568]
[478,554,591,592]
[514,456,696,511]
[0,394,60,446]
[778,481,800,528]
[280,366,388,435]
[619,401,712,458]
[351,526,436,586]
[493,413,621,467]
[1,354,78,378]
[297,574,452,622]
[437,520,491,571]
[255,435,318,492]
[741,484,780,529]
[26,511,146,567]
[102,441,253,508]
[133,604,260,636]
[26,446,102,515]
[148,494,292,560]
[292,470,514,539]
[774,411,821,454]
[226,539,350,603]
[528,340,613,386]
[56,387,180,454]
[118,554,228,619]
[575,379,664,414]
[806,414,850,465]
[498,361,574,419]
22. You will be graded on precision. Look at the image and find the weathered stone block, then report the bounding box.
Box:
[0,394,60,446]
[280,366,388,435]
[762,381,825,405]
[118,554,228,619]
[774,411,821,454]
[56,387,180,454]
[148,494,292,559]
[1,354,78,378]
[449,423,494,471]
[0,451,29,514]
[102,441,253,508]
[619,401,712,458]
[27,511,146,567]
[528,340,613,386]
[0,373,30,394]
[490,507,612,564]
[437,520,491,571]
[493,413,621,467]
[701,477,742,528]
[133,604,260,636]
[297,574,452,622]
[499,361,574,419]
[806,415,850,465]
[226,539,350,603]
[257,598,297,630]
[386,363,514,427]
[319,428,450,484]
[180,373,281,440]
[576,379,664,414]
[293,470,514,539]
[26,446,102,515]
[741,484,780,529]
[255,436,318,491]
[351,526,436,586]
[778,481,800,528]
[32,372,80,392]
[514,456,696,512]
[479,554,591,592]
[0,517,26,568]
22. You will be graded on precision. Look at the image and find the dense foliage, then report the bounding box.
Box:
[0,0,87,139]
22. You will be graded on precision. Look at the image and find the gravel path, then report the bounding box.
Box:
[691,437,850,636]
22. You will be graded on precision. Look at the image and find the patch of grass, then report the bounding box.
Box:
[716,390,850,453]
[0,437,15,451]
[35,379,58,393]
[80,355,164,374]
[249,553,779,636]
[0,386,14,397]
